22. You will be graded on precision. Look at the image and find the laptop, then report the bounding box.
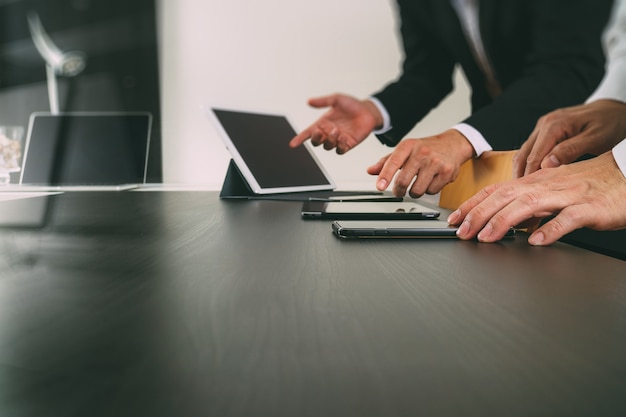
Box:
[208,108,336,195]
[4,112,152,191]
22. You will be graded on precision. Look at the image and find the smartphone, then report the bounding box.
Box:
[301,201,440,220]
[308,195,404,202]
[331,220,516,239]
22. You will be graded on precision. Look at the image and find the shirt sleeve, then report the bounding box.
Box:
[368,97,393,135]
[452,123,493,157]
[587,0,626,104]
[369,97,492,157]
[612,139,626,178]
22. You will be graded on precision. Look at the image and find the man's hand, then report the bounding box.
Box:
[449,151,626,245]
[289,94,382,154]
[366,129,475,197]
[514,100,626,178]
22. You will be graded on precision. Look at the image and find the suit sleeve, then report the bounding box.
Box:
[465,0,613,150]
[372,1,458,146]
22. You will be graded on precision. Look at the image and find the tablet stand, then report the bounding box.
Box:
[219,159,256,199]
[219,159,382,201]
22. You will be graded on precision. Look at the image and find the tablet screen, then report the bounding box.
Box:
[210,108,335,194]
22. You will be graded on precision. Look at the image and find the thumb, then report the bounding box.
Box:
[541,137,587,169]
[540,154,562,169]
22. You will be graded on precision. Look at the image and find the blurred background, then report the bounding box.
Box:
[0,0,471,189]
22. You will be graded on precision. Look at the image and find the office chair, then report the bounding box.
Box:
[439,150,516,210]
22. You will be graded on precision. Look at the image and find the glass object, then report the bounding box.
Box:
[0,126,24,185]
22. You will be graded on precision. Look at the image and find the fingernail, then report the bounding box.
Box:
[529,231,545,246]
[377,179,388,190]
[456,219,470,237]
[447,209,461,224]
[477,223,494,242]
[543,155,560,168]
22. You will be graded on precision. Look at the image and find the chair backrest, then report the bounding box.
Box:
[439,150,516,210]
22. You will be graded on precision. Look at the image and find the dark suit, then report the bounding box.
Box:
[374,0,613,150]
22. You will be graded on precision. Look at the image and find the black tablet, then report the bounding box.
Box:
[208,108,335,194]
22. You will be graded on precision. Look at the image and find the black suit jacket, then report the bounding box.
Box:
[373,0,613,150]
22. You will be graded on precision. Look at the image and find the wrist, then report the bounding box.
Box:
[363,99,384,130]
[440,129,475,162]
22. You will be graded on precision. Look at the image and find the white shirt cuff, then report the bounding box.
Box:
[452,123,493,157]
[368,97,392,135]
[586,56,626,104]
[366,99,493,158]
[612,139,626,178]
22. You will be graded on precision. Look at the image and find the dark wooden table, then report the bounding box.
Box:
[0,191,625,416]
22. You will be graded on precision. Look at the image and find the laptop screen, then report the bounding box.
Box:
[20,112,152,186]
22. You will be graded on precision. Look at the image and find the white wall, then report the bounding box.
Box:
[158,0,470,189]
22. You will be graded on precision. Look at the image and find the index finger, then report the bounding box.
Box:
[374,149,413,194]
[523,122,567,176]
[514,130,537,178]
[448,184,500,225]
[289,128,312,148]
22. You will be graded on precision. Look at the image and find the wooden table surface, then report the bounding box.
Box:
[0,191,624,416]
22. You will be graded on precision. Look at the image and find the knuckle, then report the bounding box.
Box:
[544,215,571,236]
[439,162,455,179]
[395,183,409,196]
[465,204,490,225]
[567,179,591,195]
[408,189,422,198]
[525,152,541,166]
[518,192,545,217]
[397,140,413,152]
[409,181,426,197]
[386,154,405,168]
[467,204,490,222]
[394,174,411,188]
[488,211,513,229]
[482,183,501,195]
[517,191,542,208]
[416,145,433,158]
[554,140,579,158]
[493,184,519,202]
[560,205,585,224]
[541,110,564,125]
[548,205,592,236]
